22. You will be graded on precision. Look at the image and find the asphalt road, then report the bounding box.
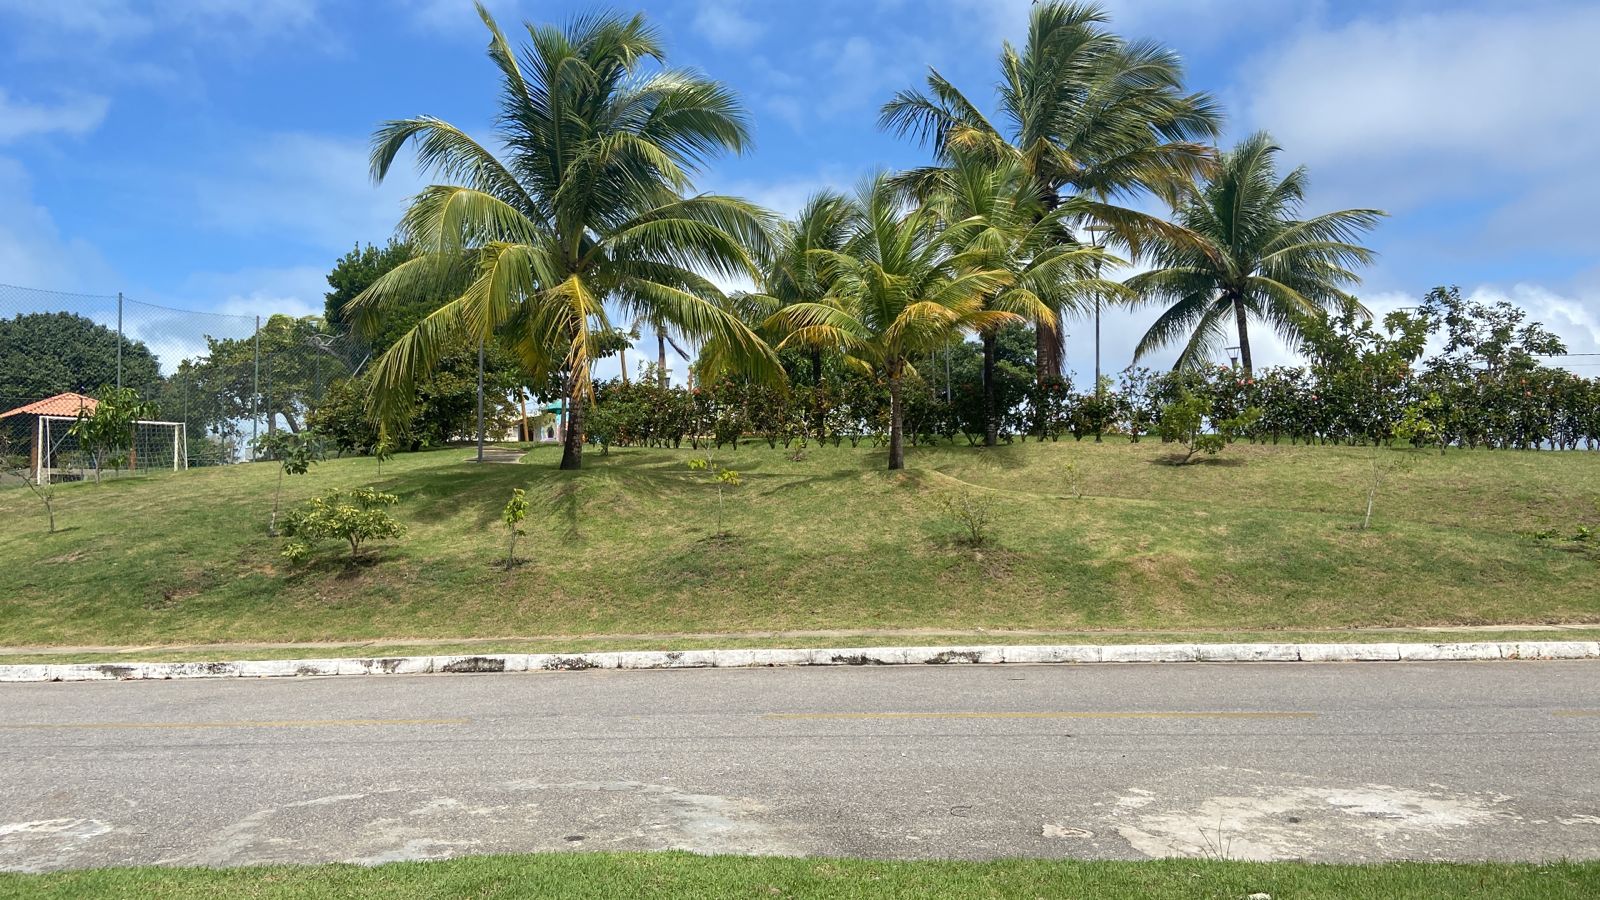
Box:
[2,661,1598,872]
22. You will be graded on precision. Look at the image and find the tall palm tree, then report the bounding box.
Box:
[1126,132,1385,376]
[346,3,778,470]
[767,176,1012,469]
[912,156,1122,445]
[881,0,1220,383]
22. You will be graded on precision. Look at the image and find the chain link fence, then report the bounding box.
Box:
[0,282,369,477]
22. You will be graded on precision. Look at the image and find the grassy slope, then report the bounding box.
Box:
[0,438,1596,648]
[1,853,1595,900]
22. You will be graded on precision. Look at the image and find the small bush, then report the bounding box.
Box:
[938,489,998,548]
[1158,390,1261,464]
[281,487,405,564]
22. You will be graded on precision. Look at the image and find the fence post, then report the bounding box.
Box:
[116,291,124,389]
[252,315,260,460]
[476,341,485,463]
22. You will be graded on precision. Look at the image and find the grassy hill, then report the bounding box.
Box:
[1,438,1597,650]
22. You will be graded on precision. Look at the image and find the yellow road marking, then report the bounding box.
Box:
[1553,710,1600,717]
[764,711,1317,720]
[0,717,469,731]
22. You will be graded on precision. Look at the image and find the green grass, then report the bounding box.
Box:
[1,853,1595,899]
[1,439,1597,650]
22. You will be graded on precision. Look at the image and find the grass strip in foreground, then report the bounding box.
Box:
[0,852,1595,899]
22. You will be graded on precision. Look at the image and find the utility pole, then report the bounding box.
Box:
[476,341,486,462]
[116,292,124,389]
[251,316,260,460]
[1085,224,1112,395]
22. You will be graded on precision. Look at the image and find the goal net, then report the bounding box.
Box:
[34,415,186,483]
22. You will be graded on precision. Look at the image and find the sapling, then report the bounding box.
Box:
[1157,390,1261,464]
[687,454,741,537]
[0,435,58,533]
[255,430,319,536]
[503,487,529,570]
[281,486,404,563]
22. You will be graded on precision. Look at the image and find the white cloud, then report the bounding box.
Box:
[1243,5,1600,201]
[0,0,322,47]
[192,133,421,251]
[0,91,110,144]
[0,157,117,294]
[694,1,766,49]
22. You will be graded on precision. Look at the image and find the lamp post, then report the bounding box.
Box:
[1083,224,1114,394]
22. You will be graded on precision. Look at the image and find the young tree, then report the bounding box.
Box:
[687,454,741,537]
[68,387,154,483]
[254,430,320,535]
[281,487,405,563]
[0,433,58,533]
[349,3,779,471]
[502,487,529,570]
[1157,388,1260,464]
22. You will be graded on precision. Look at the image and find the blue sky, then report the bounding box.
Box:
[1,0,1597,383]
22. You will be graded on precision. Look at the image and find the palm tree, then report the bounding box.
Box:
[767,175,1013,469]
[346,3,778,470]
[881,0,1220,383]
[1125,132,1385,376]
[912,156,1122,445]
[754,191,855,386]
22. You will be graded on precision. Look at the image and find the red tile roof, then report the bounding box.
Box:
[0,392,99,420]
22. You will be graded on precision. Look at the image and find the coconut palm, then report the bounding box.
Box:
[767,175,1013,469]
[1125,132,1386,376]
[345,3,778,470]
[881,0,1220,383]
[752,191,855,386]
[912,156,1124,445]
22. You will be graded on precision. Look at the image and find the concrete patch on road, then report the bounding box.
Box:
[0,818,116,874]
[1113,782,1508,862]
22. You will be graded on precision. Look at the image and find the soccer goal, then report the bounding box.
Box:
[34,415,186,483]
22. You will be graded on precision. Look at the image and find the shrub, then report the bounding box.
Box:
[281,487,405,563]
[1158,390,1261,464]
[937,488,998,548]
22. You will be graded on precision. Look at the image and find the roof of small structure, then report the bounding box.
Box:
[0,392,99,421]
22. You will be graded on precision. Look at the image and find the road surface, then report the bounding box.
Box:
[2,661,1598,871]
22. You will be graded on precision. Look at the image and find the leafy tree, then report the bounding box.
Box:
[1126,133,1385,376]
[323,240,421,353]
[68,386,154,482]
[349,3,778,471]
[281,487,405,563]
[765,176,1011,469]
[881,0,1221,381]
[0,312,161,404]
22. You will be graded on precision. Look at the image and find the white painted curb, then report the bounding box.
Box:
[0,641,1595,684]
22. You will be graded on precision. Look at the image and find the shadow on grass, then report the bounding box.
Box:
[1148,454,1249,468]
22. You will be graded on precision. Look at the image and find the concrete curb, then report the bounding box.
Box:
[1,641,1597,684]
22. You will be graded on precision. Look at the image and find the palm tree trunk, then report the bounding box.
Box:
[560,385,584,470]
[657,331,668,388]
[619,347,629,385]
[1232,295,1254,378]
[982,329,998,447]
[809,349,823,387]
[1035,187,1064,384]
[888,366,905,470]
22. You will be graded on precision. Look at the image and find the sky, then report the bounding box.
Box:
[1,0,1597,386]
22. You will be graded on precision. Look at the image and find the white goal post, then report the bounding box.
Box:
[34,415,187,483]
